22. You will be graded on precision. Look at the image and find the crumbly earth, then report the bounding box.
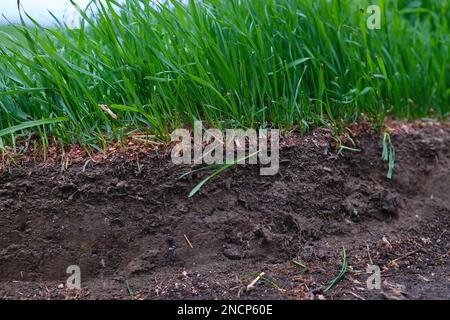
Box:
[0,121,449,300]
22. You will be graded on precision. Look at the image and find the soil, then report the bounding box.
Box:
[0,121,449,300]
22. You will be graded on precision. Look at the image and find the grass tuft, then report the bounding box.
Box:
[324,247,348,293]
[0,0,448,150]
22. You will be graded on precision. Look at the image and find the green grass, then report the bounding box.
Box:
[182,150,260,197]
[0,0,449,150]
[382,131,395,179]
[324,247,347,293]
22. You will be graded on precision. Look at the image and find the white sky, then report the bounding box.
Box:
[0,0,91,25]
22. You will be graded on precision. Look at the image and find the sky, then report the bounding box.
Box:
[0,0,91,25]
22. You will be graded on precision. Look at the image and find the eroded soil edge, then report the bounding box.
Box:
[1,123,449,299]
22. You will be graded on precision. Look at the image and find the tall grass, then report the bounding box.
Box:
[0,0,449,150]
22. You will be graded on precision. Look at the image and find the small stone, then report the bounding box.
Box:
[223,246,241,260]
[58,283,64,289]
[116,181,128,188]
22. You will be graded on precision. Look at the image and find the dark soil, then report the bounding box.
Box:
[1,121,449,300]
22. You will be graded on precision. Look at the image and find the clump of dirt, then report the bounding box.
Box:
[0,121,449,300]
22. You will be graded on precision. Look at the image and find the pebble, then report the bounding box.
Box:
[223,246,242,260]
